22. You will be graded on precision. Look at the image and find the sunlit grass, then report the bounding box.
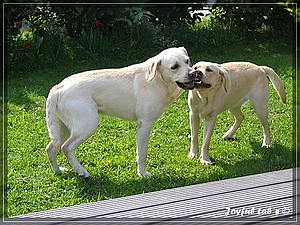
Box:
[6,49,294,217]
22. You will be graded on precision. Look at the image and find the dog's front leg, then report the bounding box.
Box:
[188,110,200,159]
[136,120,154,177]
[201,117,217,165]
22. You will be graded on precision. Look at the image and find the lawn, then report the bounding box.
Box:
[6,45,294,217]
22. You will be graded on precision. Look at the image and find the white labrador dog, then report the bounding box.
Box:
[188,61,286,164]
[46,47,199,178]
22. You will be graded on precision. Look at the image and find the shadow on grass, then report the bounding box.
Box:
[62,140,293,204]
[215,141,293,178]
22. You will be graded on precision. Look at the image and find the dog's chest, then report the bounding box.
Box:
[199,105,216,119]
[195,95,219,119]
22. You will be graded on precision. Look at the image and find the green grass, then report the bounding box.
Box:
[6,46,294,217]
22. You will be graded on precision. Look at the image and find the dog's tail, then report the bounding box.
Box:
[260,66,286,104]
[46,85,62,151]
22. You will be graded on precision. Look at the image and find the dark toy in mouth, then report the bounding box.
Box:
[194,81,212,89]
[176,70,211,90]
[176,81,195,90]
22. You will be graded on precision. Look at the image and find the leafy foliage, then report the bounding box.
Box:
[5,4,295,73]
[211,4,294,40]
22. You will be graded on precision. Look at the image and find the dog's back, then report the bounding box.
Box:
[221,62,286,104]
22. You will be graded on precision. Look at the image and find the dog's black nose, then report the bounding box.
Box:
[189,70,203,79]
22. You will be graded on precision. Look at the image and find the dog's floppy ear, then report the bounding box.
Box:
[219,67,228,92]
[179,47,192,66]
[146,59,161,82]
[178,47,188,56]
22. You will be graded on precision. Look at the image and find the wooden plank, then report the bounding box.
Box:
[6,168,297,224]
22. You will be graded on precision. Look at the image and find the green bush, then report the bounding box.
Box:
[5,4,295,74]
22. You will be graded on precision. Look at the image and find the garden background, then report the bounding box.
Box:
[2,1,297,217]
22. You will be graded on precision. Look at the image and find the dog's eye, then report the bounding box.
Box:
[171,64,179,70]
[194,66,198,70]
[206,68,213,72]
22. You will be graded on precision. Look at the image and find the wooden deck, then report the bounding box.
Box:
[4,168,298,224]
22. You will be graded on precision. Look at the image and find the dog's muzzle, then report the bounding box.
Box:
[193,70,212,89]
[176,70,203,90]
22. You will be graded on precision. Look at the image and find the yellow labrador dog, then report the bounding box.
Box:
[188,61,286,164]
[46,47,199,178]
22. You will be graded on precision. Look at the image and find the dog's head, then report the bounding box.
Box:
[192,61,228,92]
[146,47,199,90]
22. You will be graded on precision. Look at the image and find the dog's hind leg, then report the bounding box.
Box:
[46,120,70,173]
[61,123,98,177]
[223,106,244,140]
[46,141,61,172]
[60,102,99,178]
[250,80,271,147]
[252,99,271,148]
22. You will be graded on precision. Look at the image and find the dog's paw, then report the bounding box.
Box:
[201,158,212,165]
[223,137,236,141]
[138,170,152,178]
[262,143,271,148]
[54,167,68,173]
[222,131,234,139]
[188,152,198,159]
[77,168,90,178]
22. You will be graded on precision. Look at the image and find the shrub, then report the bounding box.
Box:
[211,4,294,42]
[5,4,295,74]
[5,5,74,72]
